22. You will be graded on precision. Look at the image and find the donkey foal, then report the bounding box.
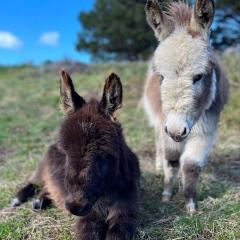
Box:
[143,0,229,214]
[12,71,140,240]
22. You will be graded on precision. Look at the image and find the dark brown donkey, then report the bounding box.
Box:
[11,71,140,240]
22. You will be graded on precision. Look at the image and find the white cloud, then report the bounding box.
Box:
[0,31,22,50]
[39,31,60,47]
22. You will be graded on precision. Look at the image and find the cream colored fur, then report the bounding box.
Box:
[143,0,229,214]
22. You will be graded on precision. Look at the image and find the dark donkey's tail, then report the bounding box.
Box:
[11,183,39,207]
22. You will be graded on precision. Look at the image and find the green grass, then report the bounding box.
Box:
[0,55,240,240]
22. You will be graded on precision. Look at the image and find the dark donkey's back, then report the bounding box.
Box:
[12,71,140,240]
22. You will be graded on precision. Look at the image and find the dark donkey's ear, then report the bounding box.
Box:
[100,73,122,117]
[190,0,215,38]
[60,70,86,116]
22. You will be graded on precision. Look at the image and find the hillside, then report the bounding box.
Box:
[0,55,239,240]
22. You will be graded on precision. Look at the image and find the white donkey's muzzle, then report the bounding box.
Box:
[165,113,192,142]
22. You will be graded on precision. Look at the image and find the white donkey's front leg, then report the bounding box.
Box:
[180,133,216,215]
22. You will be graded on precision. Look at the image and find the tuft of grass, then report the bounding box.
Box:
[0,55,240,239]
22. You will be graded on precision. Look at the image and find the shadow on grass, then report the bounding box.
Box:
[136,172,184,239]
[210,150,240,184]
[136,149,239,240]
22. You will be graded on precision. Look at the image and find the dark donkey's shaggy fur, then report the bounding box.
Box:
[12,71,140,240]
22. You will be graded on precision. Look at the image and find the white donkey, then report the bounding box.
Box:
[143,0,229,214]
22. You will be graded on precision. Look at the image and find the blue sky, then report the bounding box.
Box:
[0,0,95,65]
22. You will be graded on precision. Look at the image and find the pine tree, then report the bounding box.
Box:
[76,0,157,61]
[212,0,240,50]
[76,0,240,60]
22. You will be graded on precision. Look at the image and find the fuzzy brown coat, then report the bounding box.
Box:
[12,72,140,240]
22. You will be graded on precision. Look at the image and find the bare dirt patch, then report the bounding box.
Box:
[0,207,16,221]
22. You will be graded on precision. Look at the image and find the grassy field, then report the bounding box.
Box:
[0,55,239,240]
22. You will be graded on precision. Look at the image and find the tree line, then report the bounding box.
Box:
[76,0,240,61]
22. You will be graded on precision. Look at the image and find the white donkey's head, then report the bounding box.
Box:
[146,0,217,142]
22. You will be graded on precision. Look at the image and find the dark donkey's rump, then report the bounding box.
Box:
[12,71,140,240]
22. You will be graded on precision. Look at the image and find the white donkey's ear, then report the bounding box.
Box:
[145,0,172,41]
[190,0,215,38]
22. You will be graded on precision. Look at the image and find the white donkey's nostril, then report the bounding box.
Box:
[165,125,189,142]
[181,127,187,137]
[165,113,191,142]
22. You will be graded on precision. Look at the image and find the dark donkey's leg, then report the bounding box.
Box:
[32,191,52,211]
[74,213,106,240]
[11,159,45,207]
[11,183,39,207]
[106,201,138,240]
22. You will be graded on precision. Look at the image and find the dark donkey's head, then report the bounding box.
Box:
[59,71,123,216]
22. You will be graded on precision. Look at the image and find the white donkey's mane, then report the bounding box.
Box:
[165,1,192,27]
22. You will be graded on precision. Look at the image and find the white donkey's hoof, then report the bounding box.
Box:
[161,191,171,202]
[187,208,198,216]
[162,195,171,202]
[186,199,197,216]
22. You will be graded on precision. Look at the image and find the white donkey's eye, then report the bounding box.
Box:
[159,74,164,83]
[193,74,203,84]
